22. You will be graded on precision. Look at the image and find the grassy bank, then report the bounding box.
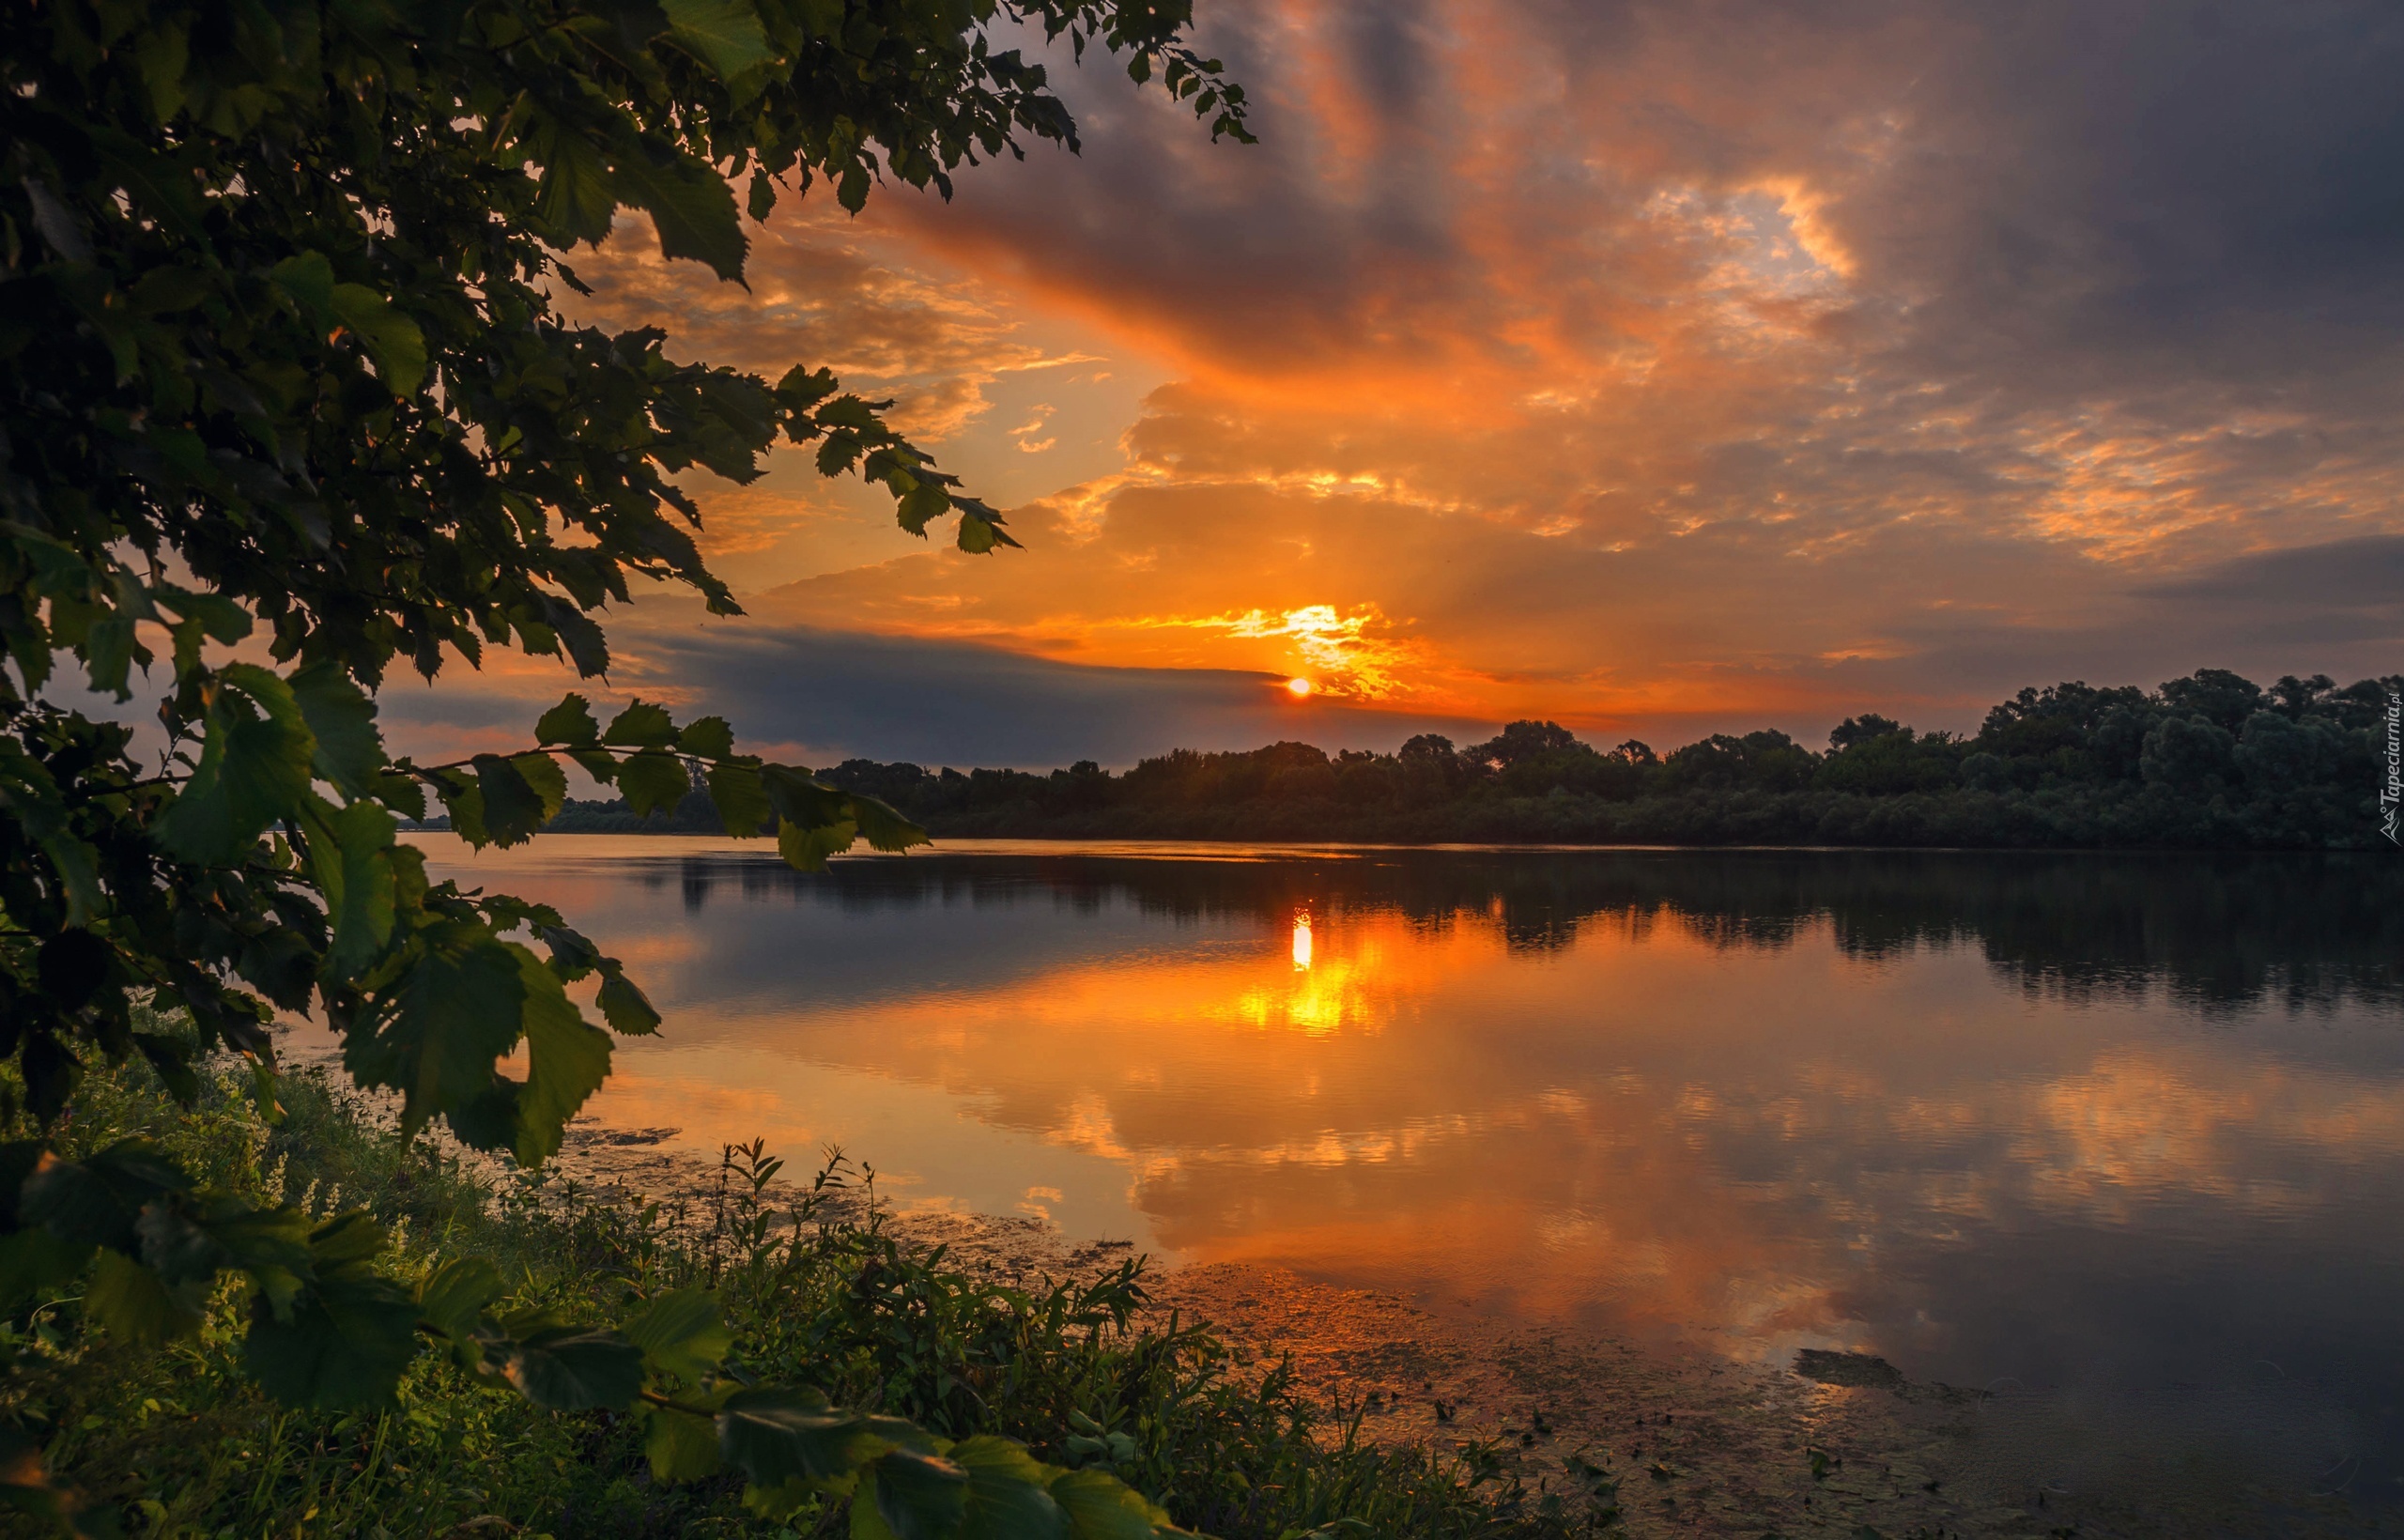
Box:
[3,1059,1619,1539]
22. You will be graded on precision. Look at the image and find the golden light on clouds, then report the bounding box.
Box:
[501,0,2404,755]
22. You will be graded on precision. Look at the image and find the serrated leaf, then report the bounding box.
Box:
[313,798,398,978]
[536,694,602,747]
[847,794,928,855]
[869,1448,971,1540]
[760,763,848,827]
[778,816,855,872]
[0,1228,94,1308]
[663,0,775,78]
[1049,1469,1171,1540]
[86,1249,204,1343]
[372,770,428,821]
[642,1398,726,1482]
[705,761,771,837]
[331,284,427,394]
[243,1216,420,1409]
[623,1286,732,1382]
[603,700,678,747]
[618,750,692,820]
[289,662,384,798]
[720,1387,877,1488]
[342,923,524,1142]
[952,1436,1070,1540]
[536,924,603,978]
[513,950,611,1166]
[429,768,489,846]
[418,1255,506,1367]
[270,251,336,327]
[677,715,734,759]
[473,754,549,846]
[501,1326,644,1410]
[513,752,569,824]
[532,123,615,246]
[155,665,317,864]
[596,969,663,1035]
[615,141,747,284]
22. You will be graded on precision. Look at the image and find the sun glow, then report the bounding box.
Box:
[1291,914,1314,970]
[1286,677,1314,698]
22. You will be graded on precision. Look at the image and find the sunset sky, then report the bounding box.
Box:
[393,0,2404,768]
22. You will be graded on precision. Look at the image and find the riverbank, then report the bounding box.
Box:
[531,1116,2393,1540]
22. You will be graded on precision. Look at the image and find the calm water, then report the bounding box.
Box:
[413,837,2404,1502]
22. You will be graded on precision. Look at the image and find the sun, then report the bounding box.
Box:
[1286,677,1314,698]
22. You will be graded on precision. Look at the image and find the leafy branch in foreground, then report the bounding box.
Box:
[0,0,1255,1531]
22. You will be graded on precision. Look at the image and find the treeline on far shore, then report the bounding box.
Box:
[536,669,2403,850]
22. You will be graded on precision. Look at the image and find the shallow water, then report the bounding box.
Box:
[411,837,2404,1507]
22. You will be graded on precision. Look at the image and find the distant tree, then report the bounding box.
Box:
[2161,669,2267,733]
[1827,714,1905,752]
[1470,719,1585,769]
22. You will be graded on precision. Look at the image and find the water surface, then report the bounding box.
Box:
[413,838,2404,1502]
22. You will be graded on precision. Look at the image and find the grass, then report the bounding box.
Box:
[1,1054,1624,1539]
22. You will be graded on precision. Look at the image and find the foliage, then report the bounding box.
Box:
[0,0,1260,1530]
[14,1056,1616,1539]
[681,669,2401,850]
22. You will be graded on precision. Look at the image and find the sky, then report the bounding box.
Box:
[391,0,2404,770]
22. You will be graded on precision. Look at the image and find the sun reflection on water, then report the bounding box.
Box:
[1291,913,1313,970]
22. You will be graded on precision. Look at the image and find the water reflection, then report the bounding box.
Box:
[414,838,2404,1490]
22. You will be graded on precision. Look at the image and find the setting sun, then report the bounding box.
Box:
[1285,677,1313,698]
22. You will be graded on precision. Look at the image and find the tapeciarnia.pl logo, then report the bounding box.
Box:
[2383,689,2401,846]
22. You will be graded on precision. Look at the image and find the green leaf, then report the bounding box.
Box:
[86,1249,204,1343]
[289,662,384,798]
[532,120,616,247]
[618,750,691,820]
[342,923,525,1142]
[154,665,318,865]
[677,715,735,759]
[331,284,427,394]
[567,747,623,785]
[596,968,663,1035]
[513,950,611,1166]
[719,1387,877,1487]
[603,700,679,747]
[536,693,602,747]
[501,1326,644,1410]
[0,1228,94,1308]
[641,1399,727,1482]
[662,0,776,79]
[418,1256,506,1369]
[473,754,550,846]
[952,1436,1070,1540]
[514,752,570,824]
[870,1448,971,1540]
[623,1286,732,1382]
[270,252,336,328]
[615,141,748,285]
[1049,1470,1171,1540]
[243,1215,420,1409]
[312,798,398,978]
[847,793,929,855]
[761,763,848,826]
[778,817,855,872]
[428,768,489,846]
[705,761,772,837]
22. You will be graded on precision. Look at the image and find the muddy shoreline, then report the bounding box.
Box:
[516,1118,2391,1540]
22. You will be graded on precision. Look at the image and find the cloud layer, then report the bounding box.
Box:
[513,0,2404,759]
